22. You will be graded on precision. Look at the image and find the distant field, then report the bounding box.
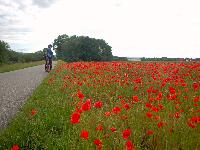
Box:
[0,61,45,73]
[0,61,199,150]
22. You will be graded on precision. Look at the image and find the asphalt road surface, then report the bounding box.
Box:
[0,62,57,131]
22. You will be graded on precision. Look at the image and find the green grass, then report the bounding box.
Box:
[0,61,45,73]
[0,61,68,149]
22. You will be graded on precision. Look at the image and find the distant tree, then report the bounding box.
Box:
[112,56,128,61]
[0,40,10,64]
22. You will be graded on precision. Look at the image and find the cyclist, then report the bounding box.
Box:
[46,44,53,71]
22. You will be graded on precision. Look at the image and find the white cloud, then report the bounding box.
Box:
[0,0,200,57]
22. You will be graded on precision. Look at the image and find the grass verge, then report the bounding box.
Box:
[0,61,45,73]
[0,61,69,149]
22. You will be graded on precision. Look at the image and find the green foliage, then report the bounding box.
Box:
[53,34,69,60]
[0,40,11,64]
[0,61,45,73]
[0,40,46,64]
[113,56,128,61]
[53,35,113,62]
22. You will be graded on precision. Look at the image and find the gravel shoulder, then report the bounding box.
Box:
[0,61,57,130]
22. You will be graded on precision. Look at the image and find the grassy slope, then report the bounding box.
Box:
[0,61,45,73]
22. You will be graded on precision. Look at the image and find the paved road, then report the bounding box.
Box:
[0,62,57,131]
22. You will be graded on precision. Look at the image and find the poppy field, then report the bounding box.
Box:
[0,61,200,150]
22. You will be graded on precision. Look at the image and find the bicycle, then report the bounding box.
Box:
[45,57,51,73]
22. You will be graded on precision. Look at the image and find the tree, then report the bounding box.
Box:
[0,40,10,64]
[53,34,69,59]
[53,35,113,62]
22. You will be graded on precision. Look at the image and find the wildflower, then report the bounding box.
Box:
[122,129,131,139]
[80,130,89,140]
[125,140,135,150]
[158,104,164,110]
[112,107,121,114]
[174,112,181,119]
[110,127,117,132]
[70,112,80,124]
[151,106,159,112]
[82,99,91,111]
[145,103,152,108]
[155,115,161,121]
[133,77,142,84]
[146,112,153,118]
[157,121,165,128]
[188,122,196,128]
[169,87,176,94]
[123,103,130,110]
[77,90,84,99]
[96,125,103,131]
[31,109,37,116]
[12,144,19,150]
[132,96,139,103]
[193,83,199,91]
[147,130,154,136]
[94,139,102,150]
[94,101,103,108]
[105,111,111,117]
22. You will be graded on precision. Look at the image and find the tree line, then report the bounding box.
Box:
[1,35,128,65]
[0,40,45,64]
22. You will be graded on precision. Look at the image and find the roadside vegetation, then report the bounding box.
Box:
[0,61,45,73]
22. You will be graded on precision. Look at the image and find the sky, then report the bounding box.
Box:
[0,0,200,58]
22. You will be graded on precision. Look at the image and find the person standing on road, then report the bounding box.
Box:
[47,44,53,70]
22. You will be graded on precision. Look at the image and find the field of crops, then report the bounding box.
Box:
[1,61,200,150]
[56,61,200,150]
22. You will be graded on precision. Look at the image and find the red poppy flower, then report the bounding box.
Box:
[12,144,19,150]
[77,91,84,99]
[70,112,80,124]
[147,130,154,136]
[94,101,103,108]
[94,139,102,150]
[193,83,199,90]
[123,103,130,110]
[96,125,103,131]
[146,112,153,118]
[157,121,165,128]
[151,106,159,112]
[82,99,91,111]
[169,87,176,94]
[105,111,111,117]
[125,140,135,150]
[31,109,37,116]
[145,103,152,108]
[80,130,89,140]
[122,129,131,139]
[188,122,197,128]
[194,96,200,102]
[112,107,121,114]
[174,112,181,118]
[190,116,200,123]
[154,115,160,121]
[110,127,117,132]
[158,104,164,110]
[132,96,139,103]
[133,77,142,83]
